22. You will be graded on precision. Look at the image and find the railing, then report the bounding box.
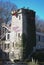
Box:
[0,23,11,40]
[36,42,44,50]
[1,33,6,40]
[2,23,11,31]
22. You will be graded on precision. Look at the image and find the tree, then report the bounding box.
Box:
[0,1,17,24]
[35,15,44,32]
[35,15,41,32]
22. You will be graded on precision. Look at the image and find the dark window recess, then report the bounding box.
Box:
[0,44,1,48]
[8,44,9,48]
[13,43,14,47]
[39,35,40,41]
[18,33,20,37]
[4,44,6,49]
[4,44,9,49]
[6,53,9,59]
[42,36,44,42]
[0,29,1,35]
[19,15,21,20]
[7,34,10,39]
[3,28,4,33]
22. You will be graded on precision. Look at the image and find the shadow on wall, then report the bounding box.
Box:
[22,9,36,61]
[0,48,10,64]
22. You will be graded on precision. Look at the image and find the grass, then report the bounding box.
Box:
[27,59,39,65]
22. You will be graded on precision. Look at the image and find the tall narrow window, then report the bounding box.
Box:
[4,44,6,49]
[7,53,9,60]
[0,44,1,48]
[19,15,21,20]
[7,34,10,39]
[6,33,10,40]
[39,35,40,41]
[13,43,14,47]
[3,28,5,33]
[18,33,20,37]
[4,44,9,49]
[8,44,9,48]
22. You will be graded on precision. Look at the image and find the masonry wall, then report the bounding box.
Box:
[22,9,36,61]
[8,9,36,61]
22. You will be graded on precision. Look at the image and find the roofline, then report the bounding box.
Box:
[11,8,35,15]
[36,32,44,36]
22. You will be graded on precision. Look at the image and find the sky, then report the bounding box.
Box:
[0,0,44,20]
